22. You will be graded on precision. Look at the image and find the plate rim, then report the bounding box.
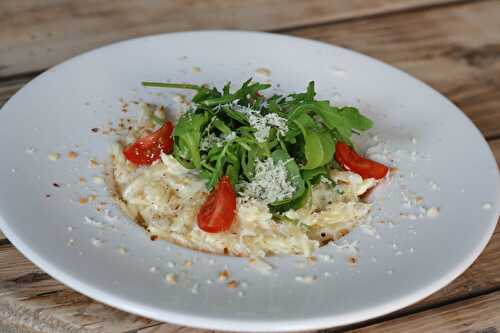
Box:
[0,30,499,332]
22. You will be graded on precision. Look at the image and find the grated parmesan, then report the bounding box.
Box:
[231,104,288,142]
[200,133,223,151]
[239,158,295,204]
[199,131,237,151]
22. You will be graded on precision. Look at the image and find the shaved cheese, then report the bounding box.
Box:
[232,104,288,142]
[240,158,295,204]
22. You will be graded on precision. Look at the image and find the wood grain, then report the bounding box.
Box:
[289,0,500,138]
[0,222,498,333]
[0,0,464,79]
[0,1,499,332]
[2,2,500,139]
[0,75,31,108]
[0,245,157,333]
[491,138,500,166]
[346,290,500,333]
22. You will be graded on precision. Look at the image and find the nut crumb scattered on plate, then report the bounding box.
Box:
[165,273,177,285]
[67,151,78,160]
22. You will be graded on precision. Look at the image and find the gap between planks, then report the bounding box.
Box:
[343,290,500,333]
[287,0,500,139]
[119,290,500,332]
[0,221,498,333]
[0,0,465,79]
[0,0,499,332]
[2,1,500,138]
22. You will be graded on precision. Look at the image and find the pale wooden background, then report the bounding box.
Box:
[0,1,499,332]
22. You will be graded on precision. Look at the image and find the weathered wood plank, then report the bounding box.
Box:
[346,290,500,333]
[0,221,498,333]
[2,2,500,139]
[0,0,464,79]
[491,137,500,166]
[0,75,31,108]
[403,221,500,309]
[0,246,157,333]
[290,0,500,138]
[0,1,499,332]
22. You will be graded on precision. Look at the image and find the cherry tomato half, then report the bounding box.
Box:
[123,121,174,166]
[334,142,389,180]
[197,176,237,233]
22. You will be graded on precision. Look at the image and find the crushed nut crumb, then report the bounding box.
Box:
[347,256,357,264]
[218,270,230,281]
[165,273,177,285]
[255,67,271,78]
[339,228,349,237]
[89,159,99,168]
[67,151,78,160]
[183,260,193,268]
[307,256,318,263]
[226,280,239,289]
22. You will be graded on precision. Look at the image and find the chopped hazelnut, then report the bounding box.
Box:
[89,159,99,168]
[339,228,350,237]
[218,270,230,281]
[165,273,177,285]
[348,256,357,264]
[226,280,239,289]
[67,151,78,160]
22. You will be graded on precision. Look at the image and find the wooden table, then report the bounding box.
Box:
[1,1,499,332]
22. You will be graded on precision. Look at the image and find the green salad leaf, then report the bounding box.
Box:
[142,79,373,211]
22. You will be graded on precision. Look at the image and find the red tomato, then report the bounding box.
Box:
[123,121,174,166]
[334,142,389,180]
[197,176,237,233]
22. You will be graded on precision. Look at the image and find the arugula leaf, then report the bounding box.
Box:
[303,130,334,169]
[173,112,208,169]
[302,166,328,183]
[291,113,334,169]
[143,79,375,211]
[339,107,373,131]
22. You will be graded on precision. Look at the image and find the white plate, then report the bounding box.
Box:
[0,31,498,332]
